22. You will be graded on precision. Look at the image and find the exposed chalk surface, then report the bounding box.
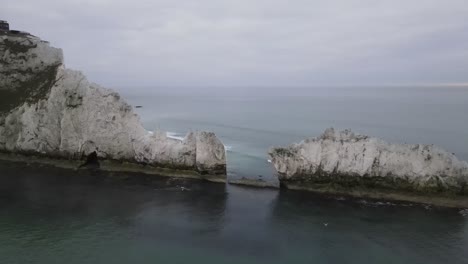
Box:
[0,32,226,179]
[269,128,468,194]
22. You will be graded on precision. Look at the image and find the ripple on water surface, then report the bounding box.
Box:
[0,161,467,264]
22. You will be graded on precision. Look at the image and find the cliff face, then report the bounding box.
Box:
[269,128,468,196]
[0,34,62,113]
[0,32,226,180]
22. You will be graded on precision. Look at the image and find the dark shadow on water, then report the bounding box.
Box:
[268,189,468,264]
[0,160,228,247]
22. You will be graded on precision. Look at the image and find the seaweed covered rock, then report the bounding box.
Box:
[0,29,226,181]
[269,128,468,203]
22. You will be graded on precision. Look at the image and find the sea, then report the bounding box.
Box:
[125,86,468,184]
[1,86,467,263]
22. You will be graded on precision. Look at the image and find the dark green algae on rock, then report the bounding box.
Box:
[0,152,226,183]
[278,173,468,208]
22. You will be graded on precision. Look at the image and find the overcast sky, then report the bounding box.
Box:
[3,0,468,89]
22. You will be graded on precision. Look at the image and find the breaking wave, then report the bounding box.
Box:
[147,130,232,151]
[166,131,185,141]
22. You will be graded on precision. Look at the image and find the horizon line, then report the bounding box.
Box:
[113,83,468,89]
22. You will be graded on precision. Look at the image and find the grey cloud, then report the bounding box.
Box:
[2,0,468,90]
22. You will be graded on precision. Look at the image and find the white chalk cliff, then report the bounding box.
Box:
[269,128,468,195]
[0,31,226,180]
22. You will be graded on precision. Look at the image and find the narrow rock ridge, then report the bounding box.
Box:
[269,128,468,205]
[0,29,226,181]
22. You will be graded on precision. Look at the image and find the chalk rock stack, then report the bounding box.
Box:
[269,128,468,195]
[0,26,226,181]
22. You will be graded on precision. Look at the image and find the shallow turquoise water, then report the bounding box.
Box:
[0,161,467,264]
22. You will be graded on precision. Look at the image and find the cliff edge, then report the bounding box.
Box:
[269,128,468,206]
[0,28,226,181]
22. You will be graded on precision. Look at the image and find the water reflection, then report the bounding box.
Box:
[0,161,228,246]
[0,161,467,264]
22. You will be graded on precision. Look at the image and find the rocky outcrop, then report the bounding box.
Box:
[0,29,226,181]
[269,128,468,205]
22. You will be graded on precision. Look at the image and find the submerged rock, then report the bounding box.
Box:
[268,128,468,206]
[0,28,226,181]
[228,177,279,188]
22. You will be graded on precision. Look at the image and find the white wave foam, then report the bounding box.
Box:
[150,131,232,151]
[460,209,468,217]
[166,132,185,141]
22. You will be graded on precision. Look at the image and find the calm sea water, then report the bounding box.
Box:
[0,161,467,264]
[1,87,468,263]
[124,87,468,183]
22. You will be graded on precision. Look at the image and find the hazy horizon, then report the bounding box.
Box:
[3,0,468,90]
[114,85,468,101]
